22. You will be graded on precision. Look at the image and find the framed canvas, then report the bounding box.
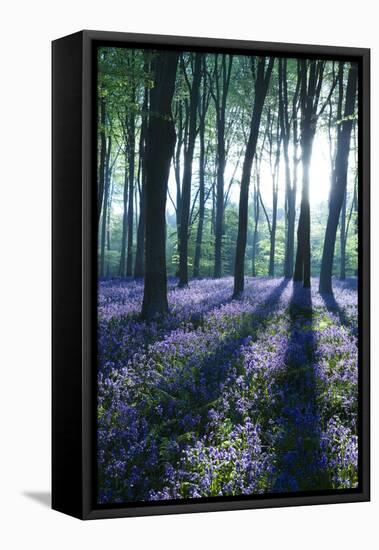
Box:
[52,30,370,519]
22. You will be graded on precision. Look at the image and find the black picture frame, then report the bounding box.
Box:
[52,29,370,520]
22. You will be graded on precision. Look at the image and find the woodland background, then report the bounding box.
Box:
[1,1,376,549]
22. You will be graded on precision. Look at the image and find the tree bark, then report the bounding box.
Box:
[134,75,149,278]
[178,54,202,287]
[319,63,357,294]
[100,134,112,278]
[106,177,114,277]
[340,189,347,279]
[233,57,274,298]
[267,109,281,276]
[280,58,300,279]
[173,98,185,264]
[293,60,325,288]
[126,88,136,276]
[141,51,179,319]
[193,61,209,278]
[213,55,233,278]
[97,94,107,225]
[251,163,260,277]
[118,151,128,277]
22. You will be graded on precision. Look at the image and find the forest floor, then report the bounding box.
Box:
[97,276,358,503]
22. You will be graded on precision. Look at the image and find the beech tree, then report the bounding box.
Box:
[97,48,358,303]
[293,59,336,288]
[233,56,274,298]
[279,58,301,279]
[193,56,211,278]
[178,53,202,287]
[211,55,233,278]
[141,51,179,319]
[319,62,358,294]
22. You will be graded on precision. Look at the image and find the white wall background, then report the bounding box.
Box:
[0,1,376,547]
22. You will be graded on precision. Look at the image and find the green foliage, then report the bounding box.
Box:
[97,48,358,282]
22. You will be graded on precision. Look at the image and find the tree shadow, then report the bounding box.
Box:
[272,282,331,492]
[99,278,289,374]
[22,491,51,508]
[155,278,290,437]
[99,278,292,501]
[319,291,352,332]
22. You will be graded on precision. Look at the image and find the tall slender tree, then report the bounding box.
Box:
[141,51,179,319]
[134,70,149,278]
[126,65,136,276]
[279,58,301,279]
[98,94,107,226]
[251,153,262,277]
[319,62,358,294]
[211,55,233,278]
[193,57,210,278]
[259,106,281,276]
[233,56,274,298]
[178,53,202,287]
[293,59,333,288]
[100,132,112,277]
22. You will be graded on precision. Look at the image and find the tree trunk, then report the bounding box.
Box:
[319,63,357,294]
[293,141,312,287]
[97,95,107,225]
[126,94,135,276]
[293,60,325,288]
[268,111,281,277]
[141,51,179,319]
[106,177,114,277]
[134,76,149,278]
[178,53,202,287]
[100,135,112,278]
[174,99,184,263]
[269,188,278,276]
[118,151,128,277]
[251,169,260,277]
[233,57,274,298]
[340,188,347,279]
[213,55,233,278]
[280,58,300,279]
[193,63,208,278]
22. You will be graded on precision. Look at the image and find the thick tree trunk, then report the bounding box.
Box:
[293,140,312,287]
[319,63,357,294]
[233,57,274,298]
[178,54,202,287]
[293,60,325,288]
[141,51,179,319]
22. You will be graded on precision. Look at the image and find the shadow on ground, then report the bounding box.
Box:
[22,491,51,507]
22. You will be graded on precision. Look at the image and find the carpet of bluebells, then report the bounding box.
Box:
[97,277,358,503]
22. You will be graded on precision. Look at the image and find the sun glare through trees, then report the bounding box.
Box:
[96,47,359,504]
